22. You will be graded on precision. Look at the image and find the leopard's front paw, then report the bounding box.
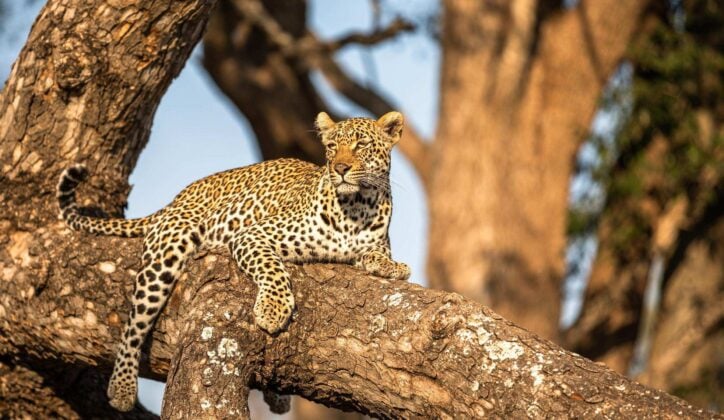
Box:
[361,252,411,281]
[254,289,295,334]
[394,262,411,280]
[107,372,137,412]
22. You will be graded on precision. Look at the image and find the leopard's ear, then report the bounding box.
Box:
[315,112,336,133]
[377,111,404,144]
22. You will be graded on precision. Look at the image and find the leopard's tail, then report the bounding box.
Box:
[57,164,151,238]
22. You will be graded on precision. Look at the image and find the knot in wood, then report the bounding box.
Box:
[54,35,98,92]
[430,303,465,339]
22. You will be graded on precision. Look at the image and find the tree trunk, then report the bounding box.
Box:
[427,0,653,341]
[0,0,216,416]
[0,0,215,221]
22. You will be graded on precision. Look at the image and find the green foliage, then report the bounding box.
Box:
[575,0,723,261]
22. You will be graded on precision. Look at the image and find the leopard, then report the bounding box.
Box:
[57,111,410,413]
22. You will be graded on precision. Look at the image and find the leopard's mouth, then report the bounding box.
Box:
[335,180,360,194]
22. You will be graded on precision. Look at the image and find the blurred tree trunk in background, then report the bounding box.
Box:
[565,0,723,408]
[427,0,652,341]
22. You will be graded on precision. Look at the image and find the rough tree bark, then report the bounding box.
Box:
[426,0,655,341]
[1,225,715,419]
[0,0,216,416]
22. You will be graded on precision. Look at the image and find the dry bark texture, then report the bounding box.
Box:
[0,0,216,417]
[0,223,714,418]
[0,0,215,223]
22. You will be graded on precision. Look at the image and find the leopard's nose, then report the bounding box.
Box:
[334,163,351,176]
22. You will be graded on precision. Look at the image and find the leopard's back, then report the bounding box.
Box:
[166,159,323,246]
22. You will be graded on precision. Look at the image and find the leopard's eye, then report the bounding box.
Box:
[325,142,337,151]
[357,139,371,149]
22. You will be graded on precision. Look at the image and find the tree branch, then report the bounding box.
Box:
[0,224,712,418]
[232,0,414,56]
[325,17,415,52]
[0,0,217,223]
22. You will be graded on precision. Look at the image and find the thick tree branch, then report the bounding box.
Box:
[0,223,713,418]
[0,0,216,224]
[0,362,77,419]
[0,0,216,415]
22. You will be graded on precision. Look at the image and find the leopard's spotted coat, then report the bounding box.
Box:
[57,112,410,412]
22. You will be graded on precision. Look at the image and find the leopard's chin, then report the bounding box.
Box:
[336,182,360,195]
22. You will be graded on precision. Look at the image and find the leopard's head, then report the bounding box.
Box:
[316,111,403,195]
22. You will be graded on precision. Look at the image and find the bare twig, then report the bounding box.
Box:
[232,0,413,57]
[325,17,415,52]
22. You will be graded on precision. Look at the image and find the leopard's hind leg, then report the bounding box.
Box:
[107,214,201,411]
